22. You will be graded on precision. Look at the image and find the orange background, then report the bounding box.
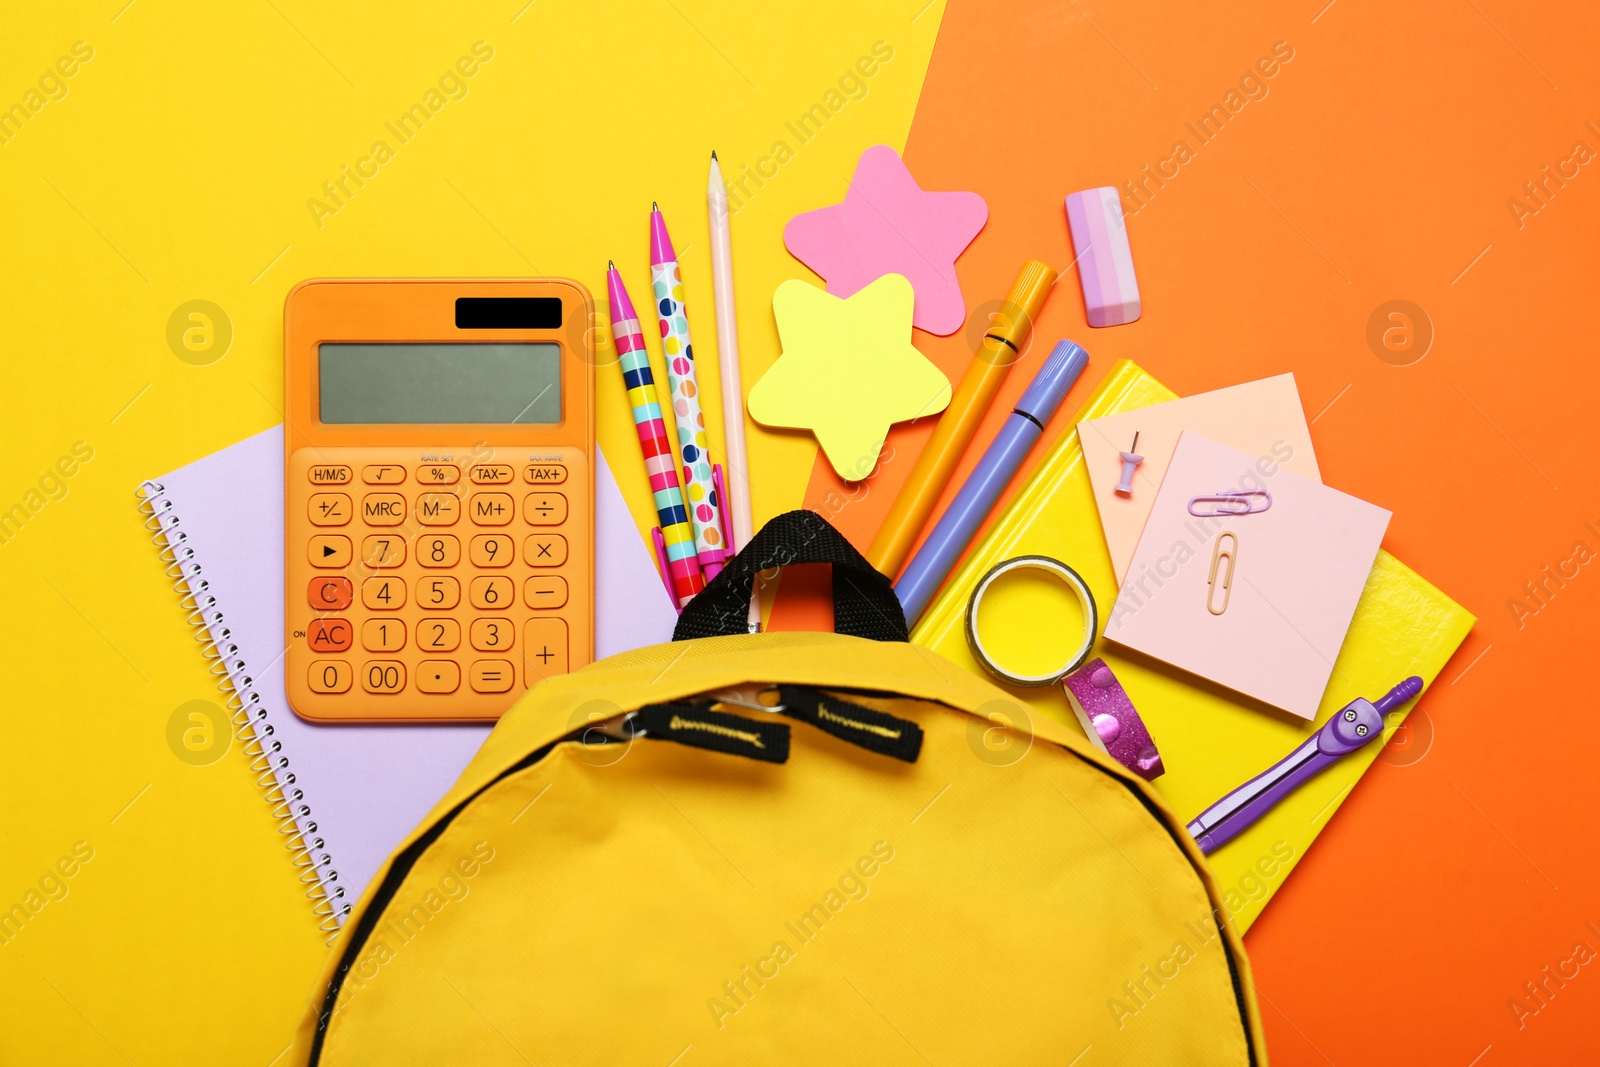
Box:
[775,0,1600,1062]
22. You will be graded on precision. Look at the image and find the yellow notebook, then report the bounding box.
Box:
[913,360,1475,933]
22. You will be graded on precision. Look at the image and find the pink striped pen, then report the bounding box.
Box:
[650,203,729,582]
[607,262,705,608]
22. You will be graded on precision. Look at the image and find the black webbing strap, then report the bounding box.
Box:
[631,703,790,764]
[777,686,923,763]
[672,510,909,642]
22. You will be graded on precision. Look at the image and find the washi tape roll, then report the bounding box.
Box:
[1062,658,1165,781]
[965,555,1098,686]
[965,555,1164,780]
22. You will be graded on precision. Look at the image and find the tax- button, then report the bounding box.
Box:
[362,493,407,526]
[524,493,568,525]
[470,493,514,526]
[307,618,352,652]
[524,464,568,485]
[416,493,460,526]
[524,576,568,609]
[308,465,352,484]
[470,464,514,484]
[308,535,351,568]
[308,576,353,610]
[308,493,351,526]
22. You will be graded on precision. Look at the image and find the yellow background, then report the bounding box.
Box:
[0,2,943,1060]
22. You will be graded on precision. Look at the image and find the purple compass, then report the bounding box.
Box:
[1186,676,1424,855]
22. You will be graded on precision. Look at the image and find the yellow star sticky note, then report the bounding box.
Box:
[748,274,952,481]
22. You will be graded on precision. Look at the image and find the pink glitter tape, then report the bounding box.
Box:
[1061,658,1164,781]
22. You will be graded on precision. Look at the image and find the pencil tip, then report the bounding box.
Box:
[711,149,718,161]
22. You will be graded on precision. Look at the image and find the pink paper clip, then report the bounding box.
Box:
[1188,490,1272,517]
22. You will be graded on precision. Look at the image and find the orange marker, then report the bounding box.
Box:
[866,259,1057,579]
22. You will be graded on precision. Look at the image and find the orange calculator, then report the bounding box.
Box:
[284,279,594,722]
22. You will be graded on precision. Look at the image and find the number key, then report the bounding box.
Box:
[361,535,406,568]
[418,534,460,568]
[417,576,461,610]
[471,534,514,568]
[362,618,406,652]
[470,575,514,609]
[471,617,514,652]
[362,575,406,610]
[417,618,461,652]
[308,659,351,693]
[362,661,406,694]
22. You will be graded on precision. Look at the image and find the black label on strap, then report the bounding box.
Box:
[778,687,923,763]
[633,704,789,764]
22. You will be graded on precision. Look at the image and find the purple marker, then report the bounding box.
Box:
[1186,676,1425,855]
[894,340,1089,625]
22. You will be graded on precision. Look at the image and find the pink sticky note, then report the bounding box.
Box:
[1079,374,1321,585]
[1105,433,1390,719]
[784,145,987,336]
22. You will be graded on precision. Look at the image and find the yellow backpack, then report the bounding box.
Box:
[292,512,1266,1066]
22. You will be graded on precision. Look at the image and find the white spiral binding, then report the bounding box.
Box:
[139,481,352,938]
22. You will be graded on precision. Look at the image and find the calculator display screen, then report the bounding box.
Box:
[317,343,562,424]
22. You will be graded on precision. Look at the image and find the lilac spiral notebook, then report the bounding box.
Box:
[139,426,677,930]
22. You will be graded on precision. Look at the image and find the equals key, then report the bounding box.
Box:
[470,660,514,694]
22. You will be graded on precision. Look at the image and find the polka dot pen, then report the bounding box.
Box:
[650,203,729,582]
[607,261,705,608]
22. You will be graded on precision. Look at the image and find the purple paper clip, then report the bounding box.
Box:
[1188,489,1272,517]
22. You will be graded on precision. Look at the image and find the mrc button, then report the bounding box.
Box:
[362,493,407,525]
[524,464,568,485]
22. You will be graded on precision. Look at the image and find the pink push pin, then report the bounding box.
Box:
[1114,429,1143,495]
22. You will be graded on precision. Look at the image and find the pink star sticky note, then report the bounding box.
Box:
[784,145,987,336]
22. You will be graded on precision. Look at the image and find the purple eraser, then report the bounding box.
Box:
[1064,187,1141,327]
[1061,658,1164,781]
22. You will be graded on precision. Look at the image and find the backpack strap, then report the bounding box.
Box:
[629,703,790,764]
[673,509,909,642]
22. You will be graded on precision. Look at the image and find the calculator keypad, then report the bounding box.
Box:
[289,447,589,721]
